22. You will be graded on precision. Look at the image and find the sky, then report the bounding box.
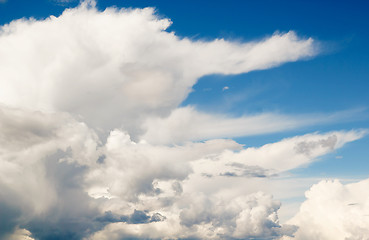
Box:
[0,0,368,239]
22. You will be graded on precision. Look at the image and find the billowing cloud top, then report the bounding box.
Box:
[0,0,317,139]
[0,1,367,240]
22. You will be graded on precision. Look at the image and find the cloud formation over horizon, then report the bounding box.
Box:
[0,1,367,240]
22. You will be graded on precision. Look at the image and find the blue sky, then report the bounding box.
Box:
[0,0,369,239]
[100,1,368,180]
[96,0,369,178]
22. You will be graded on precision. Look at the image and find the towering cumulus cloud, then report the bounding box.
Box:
[0,0,317,138]
[283,179,369,240]
[0,1,366,240]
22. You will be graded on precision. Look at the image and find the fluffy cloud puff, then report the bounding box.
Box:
[84,129,364,207]
[0,105,280,239]
[79,129,364,239]
[85,129,241,201]
[89,192,297,240]
[0,105,101,239]
[0,0,317,139]
[1,104,364,239]
[284,179,369,240]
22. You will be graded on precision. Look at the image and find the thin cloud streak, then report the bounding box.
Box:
[142,107,367,144]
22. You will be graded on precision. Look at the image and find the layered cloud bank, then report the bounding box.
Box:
[0,104,364,239]
[0,1,367,240]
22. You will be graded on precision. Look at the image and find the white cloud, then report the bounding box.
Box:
[0,104,366,239]
[83,130,365,239]
[89,192,296,240]
[85,129,241,201]
[84,129,365,205]
[142,106,366,145]
[6,228,34,240]
[285,178,369,240]
[211,130,366,173]
[0,1,365,239]
[0,1,317,138]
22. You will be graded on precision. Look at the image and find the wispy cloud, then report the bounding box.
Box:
[49,0,79,6]
[142,106,367,144]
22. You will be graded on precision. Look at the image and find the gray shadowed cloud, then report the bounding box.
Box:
[21,156,106,240]
[0,197,21,239]
[96,210,166,224]
[0,156,108,240]
[294,135,337,156]
[220,163,277,178]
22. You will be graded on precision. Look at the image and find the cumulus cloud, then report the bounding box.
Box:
[90,192,297,240]
[84,129,364,204]
[0,1,366,239]
[1,103,363,239]
[0,105,104,239]
[85,129,241,201]
[0,105,277,239]
[0,0,317,138]
[84,130,364,239]
[285,178,369,240]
